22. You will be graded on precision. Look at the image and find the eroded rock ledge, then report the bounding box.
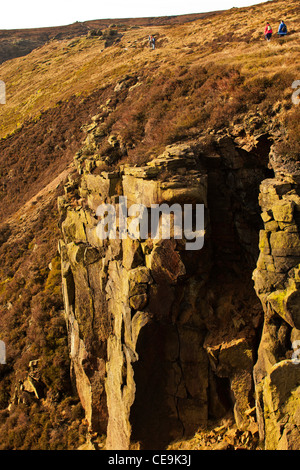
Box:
[58,122,299,450]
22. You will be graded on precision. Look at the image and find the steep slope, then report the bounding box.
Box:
[0,0,299,450]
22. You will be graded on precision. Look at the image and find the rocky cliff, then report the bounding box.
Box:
[58,109,299,450]
[253,153,300,450]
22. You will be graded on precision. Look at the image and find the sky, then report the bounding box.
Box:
[0,0,268,30]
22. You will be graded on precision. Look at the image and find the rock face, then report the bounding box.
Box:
[253,168,300,450]
[58,117,299,450]
[59,143,212,449]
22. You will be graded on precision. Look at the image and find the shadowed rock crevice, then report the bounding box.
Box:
[130,322,183,450]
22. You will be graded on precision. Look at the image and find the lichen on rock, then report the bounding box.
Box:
[253,164,300,450]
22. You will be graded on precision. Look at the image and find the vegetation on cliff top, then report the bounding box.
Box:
[0,0,298,222]
[0,0,299,140]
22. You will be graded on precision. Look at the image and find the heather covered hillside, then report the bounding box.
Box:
[0,0,299,219]
[0,0,299,450]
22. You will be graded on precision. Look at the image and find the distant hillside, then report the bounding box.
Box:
[0,11,222,65]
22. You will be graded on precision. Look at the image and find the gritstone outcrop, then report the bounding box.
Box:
[58,112,299,450]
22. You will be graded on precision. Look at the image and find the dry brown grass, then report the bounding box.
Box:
[0,0,299,140]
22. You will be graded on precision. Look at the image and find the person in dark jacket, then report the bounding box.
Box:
[278,21,288,37]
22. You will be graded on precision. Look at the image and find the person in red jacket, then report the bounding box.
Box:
[265,22,273,41]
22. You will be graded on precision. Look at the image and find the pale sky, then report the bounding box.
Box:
[0,0,268,30]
